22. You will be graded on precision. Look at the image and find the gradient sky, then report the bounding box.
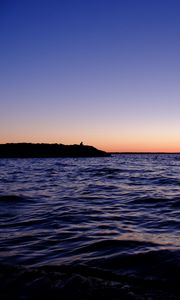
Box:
[1,0,180,152]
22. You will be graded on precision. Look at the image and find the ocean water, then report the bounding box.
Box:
[0,154,179,299]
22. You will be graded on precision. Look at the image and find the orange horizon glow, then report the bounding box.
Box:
[0,135,179,153]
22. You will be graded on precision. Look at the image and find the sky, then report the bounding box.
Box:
[1,0,180,152]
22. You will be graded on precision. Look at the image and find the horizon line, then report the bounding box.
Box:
[0,142,179,154]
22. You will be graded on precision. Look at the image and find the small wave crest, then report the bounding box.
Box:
[84,166,122,177]
[71,239,157,256]
[130,196,180,208]
[0,194,26,202]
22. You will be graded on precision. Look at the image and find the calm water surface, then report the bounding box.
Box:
[0,154,179,285]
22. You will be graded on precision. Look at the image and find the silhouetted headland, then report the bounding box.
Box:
[0,143,110,158]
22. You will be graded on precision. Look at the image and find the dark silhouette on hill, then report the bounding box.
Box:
[0,143,110,158]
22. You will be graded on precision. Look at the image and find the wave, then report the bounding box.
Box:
[0,194,26,202]
[0,155,179,299]
[0,261,179,300]
[93,249,180,278]
[71,239,157,256]
[130,196,166,205]
[171,198,180,208]
[83,166,123,177]
[152,177,180,185]
[130,196,180,208]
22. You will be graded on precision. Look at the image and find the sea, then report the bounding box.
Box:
[0,154,179,299]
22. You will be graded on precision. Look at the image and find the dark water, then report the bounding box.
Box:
[0,154,179,299]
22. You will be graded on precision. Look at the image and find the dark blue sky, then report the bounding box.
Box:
[1,0,180,151]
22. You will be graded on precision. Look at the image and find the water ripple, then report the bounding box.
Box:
[0,154,179,278]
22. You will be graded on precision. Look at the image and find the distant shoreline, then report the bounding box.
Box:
[0,143,179,157]
[0,143,109,158]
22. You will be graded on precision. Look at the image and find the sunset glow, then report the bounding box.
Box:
[1,0,180,152]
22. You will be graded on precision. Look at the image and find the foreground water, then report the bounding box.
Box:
[0,154,179,299]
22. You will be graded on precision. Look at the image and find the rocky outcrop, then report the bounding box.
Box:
[0,143,110,158]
